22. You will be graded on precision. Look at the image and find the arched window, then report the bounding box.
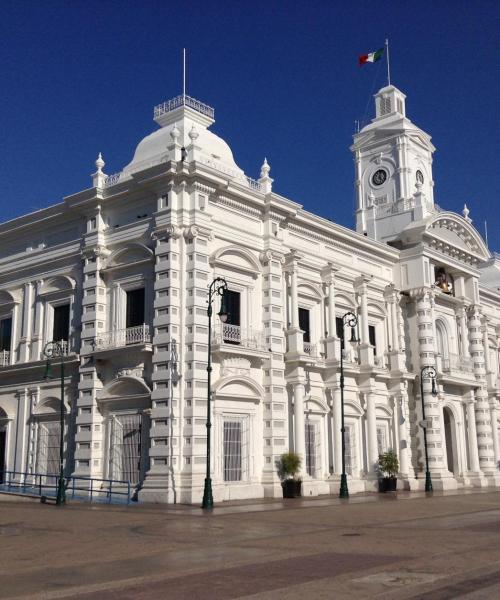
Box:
[436,319,450,364]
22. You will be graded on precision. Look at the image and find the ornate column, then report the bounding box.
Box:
[31,280,44,361]
[293,382,306,473]
[354,276,373,366]
[397,383,411,477]
[19,283,33,362]
[468,305,496,476]
[414,288,445,474]
[332,386,342,475]
[456,304,470,359]
[365,389,378,474]
[490,399,500,470]
[322,264,339,361]
[466,391,481,473]
[284,251,303,355]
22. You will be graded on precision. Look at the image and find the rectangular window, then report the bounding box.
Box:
[223,291,241,345]
[126,288,145,328]
[225,290,241,326]
[377,425,388,456]
[223,420,242,482]
[0,318,12,351]
[298,308,310,343]
[336,316,344,339]
[369,325,377,355]
[305,422,319,477]
[53,304,70,342]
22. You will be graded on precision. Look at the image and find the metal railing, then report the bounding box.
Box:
[104,172,122,187]
[303,342,317,357]
[0,350,10,366]
[94,325,151,350]
[154,94,215,120]
[0,471,132,504]
[442,353,474,374]
[213,323,266,351]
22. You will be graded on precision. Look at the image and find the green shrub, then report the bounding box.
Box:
[277,452,301,480]
[378,449,399,478]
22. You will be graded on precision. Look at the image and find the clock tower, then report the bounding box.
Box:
[351,85,436,243]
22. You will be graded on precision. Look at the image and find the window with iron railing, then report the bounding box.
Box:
[0,317,12,352]
[223,290,241,344]
[52,305,70,343]
[299,308,311,343]
[126,288,145,328]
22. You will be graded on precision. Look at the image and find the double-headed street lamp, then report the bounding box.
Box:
[202,277,229,510]
[419,365,437,493]
[43,341,67,506]
[339,311,359,499]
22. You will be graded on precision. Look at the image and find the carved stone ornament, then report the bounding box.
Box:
[115,364,145,379]
[221,357,252,377]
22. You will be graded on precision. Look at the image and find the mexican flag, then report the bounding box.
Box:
[359,47,384,66]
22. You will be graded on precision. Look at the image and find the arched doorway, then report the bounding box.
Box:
[98,377,151,490]
[443,407,457,474]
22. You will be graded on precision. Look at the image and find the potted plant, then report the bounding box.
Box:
[378,449,399,492]
[278,452,302,498]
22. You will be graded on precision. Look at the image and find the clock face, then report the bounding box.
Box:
[372,169,387,186]
[416,170,424,184]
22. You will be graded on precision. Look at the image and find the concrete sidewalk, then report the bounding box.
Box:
[2,488,500,599]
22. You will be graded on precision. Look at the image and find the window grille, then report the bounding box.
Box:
[36,421,61,484]
[109,413,149,485]
[345,425,356,475]
[305,421,321,478]
[223,419,247,481]
[377,425,388,456]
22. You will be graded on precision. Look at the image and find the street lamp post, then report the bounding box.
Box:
[419,365,437,493]
[339,311,359,499]
[43,341,67,506]
[201,277,229,510]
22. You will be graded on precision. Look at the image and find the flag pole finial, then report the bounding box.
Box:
[385,39,391,86]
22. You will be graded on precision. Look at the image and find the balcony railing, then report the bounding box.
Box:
[94,325,151,351]
[213,323,266,351]
[442,353,474,374]
[0,350,10,366]
[154,94,215,120]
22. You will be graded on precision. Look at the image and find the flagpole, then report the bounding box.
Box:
[385,39,391,86]
[183,48,186,99]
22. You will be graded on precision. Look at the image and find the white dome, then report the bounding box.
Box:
[123,116,246,182]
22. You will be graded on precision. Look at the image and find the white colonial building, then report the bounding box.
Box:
[1,82,500,503]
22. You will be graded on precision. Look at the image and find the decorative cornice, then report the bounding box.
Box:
[213,194,262,219]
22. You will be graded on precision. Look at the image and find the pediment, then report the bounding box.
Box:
[426,213,490,262]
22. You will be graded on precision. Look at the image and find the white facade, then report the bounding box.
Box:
[1,86,500,504]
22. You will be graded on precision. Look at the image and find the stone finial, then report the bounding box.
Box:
[463,203,472,223]
[92,153,106,188]
[258,157,273,194]
[260,157,271,178]
[95,152,105,172]
[188,123,199,142]
[170,123,180,143]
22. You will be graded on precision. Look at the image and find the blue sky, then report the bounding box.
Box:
[0,1,499,249]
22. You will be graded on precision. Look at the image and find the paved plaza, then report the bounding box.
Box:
[2,490,500,599]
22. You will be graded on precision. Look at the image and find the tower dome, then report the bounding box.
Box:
[122,94,247,184]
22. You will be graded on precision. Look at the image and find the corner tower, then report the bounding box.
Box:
[351,85,436,242]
